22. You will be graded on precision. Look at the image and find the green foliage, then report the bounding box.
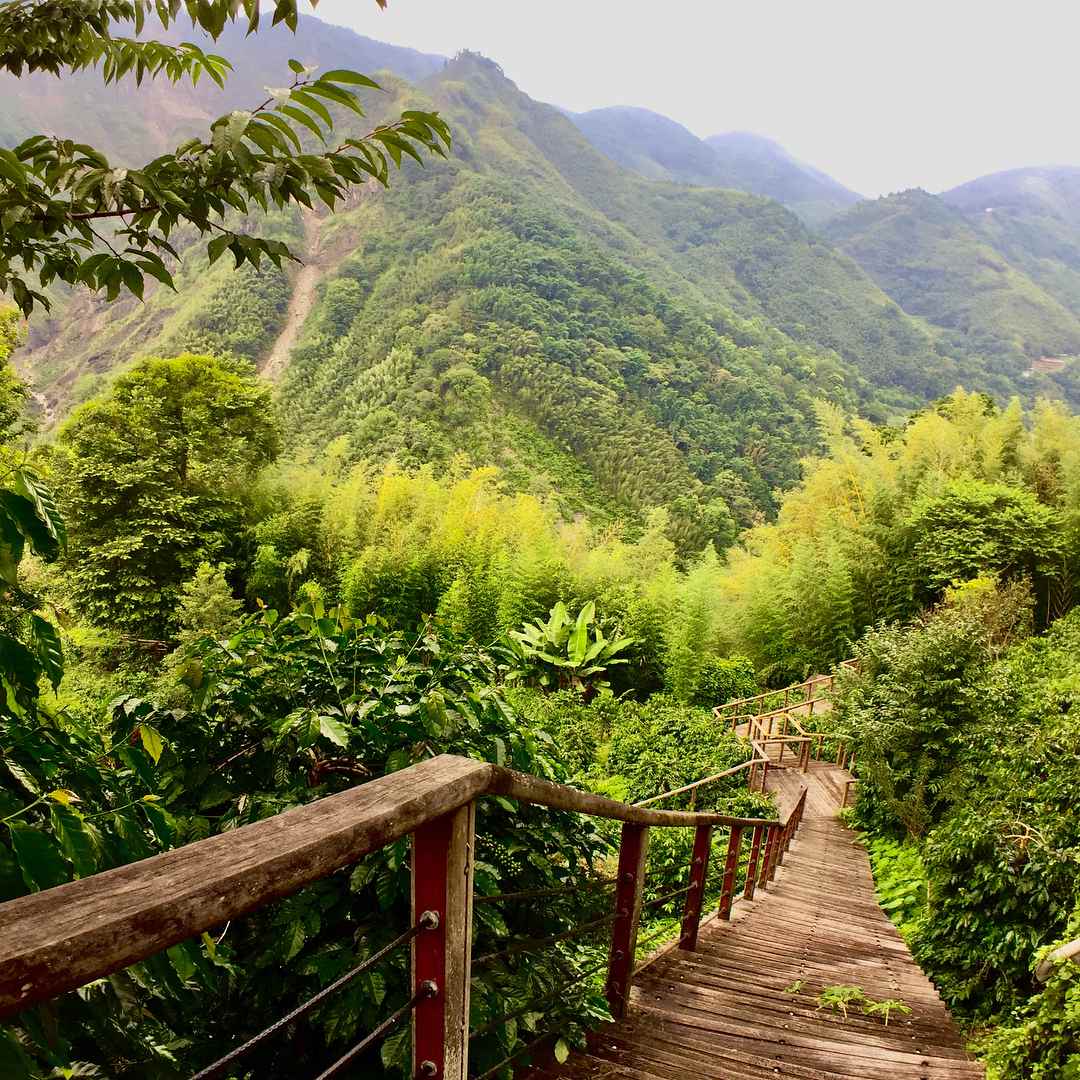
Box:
[814,984,912,1025]
[978,904,1080,1080]
[175,561,243,641]
[825,189,1080,373]
[863,835,927,941]
[55,353,279,637]
[691,655,758,707]
[604,696,756,810]
[831,578,1033,840]
[505,600,634,692]
[0,324,68,723]
[715,391,1080,680]
[906,478,1063,596]
[2,602,611,1077]
[0,0,451,315]
[816,984,868,1018]
[836,585,1080,1049]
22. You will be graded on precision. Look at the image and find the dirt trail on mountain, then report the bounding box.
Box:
[261,211,324,382]
[28,388,56,428]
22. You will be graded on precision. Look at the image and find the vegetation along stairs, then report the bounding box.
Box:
[0,672,982,1079]
[531,672,983,1080]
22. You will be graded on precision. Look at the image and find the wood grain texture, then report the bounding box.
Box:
[523,761,984,1080]
[0,754,492,1017]
[488,768,778,830]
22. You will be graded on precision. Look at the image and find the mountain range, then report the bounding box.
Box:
[2,15,1079,535]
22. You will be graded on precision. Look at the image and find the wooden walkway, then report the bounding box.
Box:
[527,762,983,1080]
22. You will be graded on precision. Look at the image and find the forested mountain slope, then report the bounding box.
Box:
[942,166,1080,319]
[825,188,1080,368]
[569,107,862,226]
[6,19,1080,528]
[0,16,444,159]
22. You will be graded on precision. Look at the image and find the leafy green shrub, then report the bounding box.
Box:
[507,687,621,780]
[2,604,611,1078]
[835,587,1080,1040]
[978,903,1080,1079]
[864,836,927,942]
[505,601,634,693]
[692,655,758,707]
[605,696,754,810]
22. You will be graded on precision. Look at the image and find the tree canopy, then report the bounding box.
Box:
[0,0,450,315]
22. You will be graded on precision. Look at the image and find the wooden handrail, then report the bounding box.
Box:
[487,765,778,829]
[1036,937,1080,982]
[715,659,859,718]
[632,760,755,807]
[0,755,493,1018]
[0,755,784,1019]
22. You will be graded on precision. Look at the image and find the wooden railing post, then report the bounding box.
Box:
[762,824,779,885]
[679,824,713,950]
[718,825,743,920]
[412,802,475,1080]
[743,824,764,902]
[606,823,649,1019]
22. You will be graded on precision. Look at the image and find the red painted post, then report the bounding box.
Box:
[742,825,764,901]
[679,823,713,951]
[718,825,743,920]
[760,825,777,886]
[772,822,784,874]
[412,803,475,1080]
[605,823,649,1019]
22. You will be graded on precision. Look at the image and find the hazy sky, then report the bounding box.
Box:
[310,0,1080,197]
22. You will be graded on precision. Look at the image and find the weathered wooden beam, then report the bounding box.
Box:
[718,826,743,920]
[0,755,493,1018]
[743,825,764,902]
[487,768,776,831]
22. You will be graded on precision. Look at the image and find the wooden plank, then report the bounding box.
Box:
[488,768,778,831]
[0,754,492,1017]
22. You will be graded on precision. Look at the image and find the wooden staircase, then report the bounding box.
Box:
[527,740,983,1079]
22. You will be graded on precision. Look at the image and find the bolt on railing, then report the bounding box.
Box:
[0,755,815,1079]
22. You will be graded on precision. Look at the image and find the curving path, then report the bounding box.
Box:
[527,762,983,1080]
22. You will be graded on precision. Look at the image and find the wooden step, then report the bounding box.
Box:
[525,758,983,1080]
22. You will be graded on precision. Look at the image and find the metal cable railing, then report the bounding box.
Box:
[641,884,692,910]
[472,911,623,970]
[473,1030,551,1080]
[469,957,609,1040]
[315,983,435,1080]
[192,912,439,1080]
[473,877,616,905]
[2,753,807,1080]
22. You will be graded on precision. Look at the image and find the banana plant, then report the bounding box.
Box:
[505,600,635,692]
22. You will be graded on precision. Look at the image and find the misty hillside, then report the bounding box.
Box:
[825,187,1080,378]
[5,16,1080,534]
[569,106,862,225]
[942,166,1080,319]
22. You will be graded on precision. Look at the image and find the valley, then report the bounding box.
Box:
[1,6,1078,1080]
